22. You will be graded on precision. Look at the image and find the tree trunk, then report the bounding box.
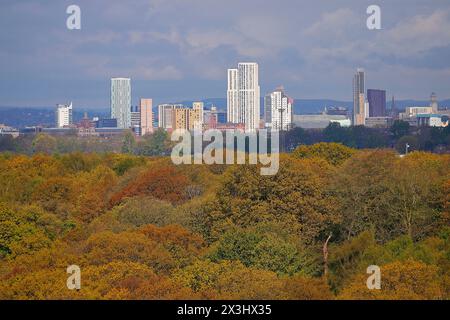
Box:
[323,233,332,277]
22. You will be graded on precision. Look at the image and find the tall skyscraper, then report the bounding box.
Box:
[353,68,366,125]
[56,102,73,128]
[367,89,386,117]
[227,69,239,124]
[140,98,153,136]
[430,92,438,113]
[227,62,261,131]
[111,78,131,128]
[264,87,293,130]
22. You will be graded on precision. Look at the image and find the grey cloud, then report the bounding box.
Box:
[1,0,449,107]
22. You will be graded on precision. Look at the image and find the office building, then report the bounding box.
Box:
[111,78,131,128]
[56,102,73,128]
[367,89,386,117]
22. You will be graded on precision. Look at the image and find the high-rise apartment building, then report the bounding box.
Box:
[158,104,181,130]
[227,69,239,124]
[56,102,73,128]
[227,62,260,131]
[111,78,131,128]
[173,108,188,130]
[140,98,153,136]
[353,68,366,125]
[158,104,203,131]
[191,102,204,130]
[264,87,293,130]
[367,89,386,117]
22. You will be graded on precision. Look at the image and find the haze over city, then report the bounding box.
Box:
[1,0,450,108]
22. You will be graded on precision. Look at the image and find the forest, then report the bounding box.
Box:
[0,142,449,299]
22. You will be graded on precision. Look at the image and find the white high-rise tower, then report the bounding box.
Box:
[264,87,293,130]
[111,78,131,128]
[227,62,260,131]
[56,102,73,128]
[227,68,239,124]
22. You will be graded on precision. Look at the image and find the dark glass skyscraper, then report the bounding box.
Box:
[367,89,386,117]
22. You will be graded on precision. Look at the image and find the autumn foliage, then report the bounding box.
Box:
[0,145,449,300]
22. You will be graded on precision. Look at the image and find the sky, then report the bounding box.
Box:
[1,0,450,109]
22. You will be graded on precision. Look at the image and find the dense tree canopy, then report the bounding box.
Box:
[0,144,449,300]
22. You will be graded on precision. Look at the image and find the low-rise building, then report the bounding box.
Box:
[0,124,19,138]
[400,106,433,120]
[416,114,449,127]
[365,117,393,128]
[293,114,350,129]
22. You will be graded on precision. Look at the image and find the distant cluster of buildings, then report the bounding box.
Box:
[398,93,449,127]
[46,63,295,137]
[0,124,19,138]
[352,69,449,129]
[1,63,448,140]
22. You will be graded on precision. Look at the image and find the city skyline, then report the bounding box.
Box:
[1,1,450,108]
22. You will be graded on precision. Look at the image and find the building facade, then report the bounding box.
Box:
[158,103,203,131]
[190,102,204,130]
[158,104,181,130]
[353,68,365,125]
[400,106,433,119]
[96,118,117,128]
[367,89,386,117]
[417,114,449,127]
[111,78,131,128]
[140,98,153,136]
[130,105,141,136]
[56,102,73,128]
[227,68,239,124]
[227,63,260,131]
[264,87,293,130]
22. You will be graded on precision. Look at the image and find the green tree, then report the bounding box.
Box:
[121,130,136,154]
[32,134,57,155]
[390,120,410,139]
[293,142,355,166]
[136,129,171,156]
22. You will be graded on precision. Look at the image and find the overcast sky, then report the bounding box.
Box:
[1,0,450,108]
